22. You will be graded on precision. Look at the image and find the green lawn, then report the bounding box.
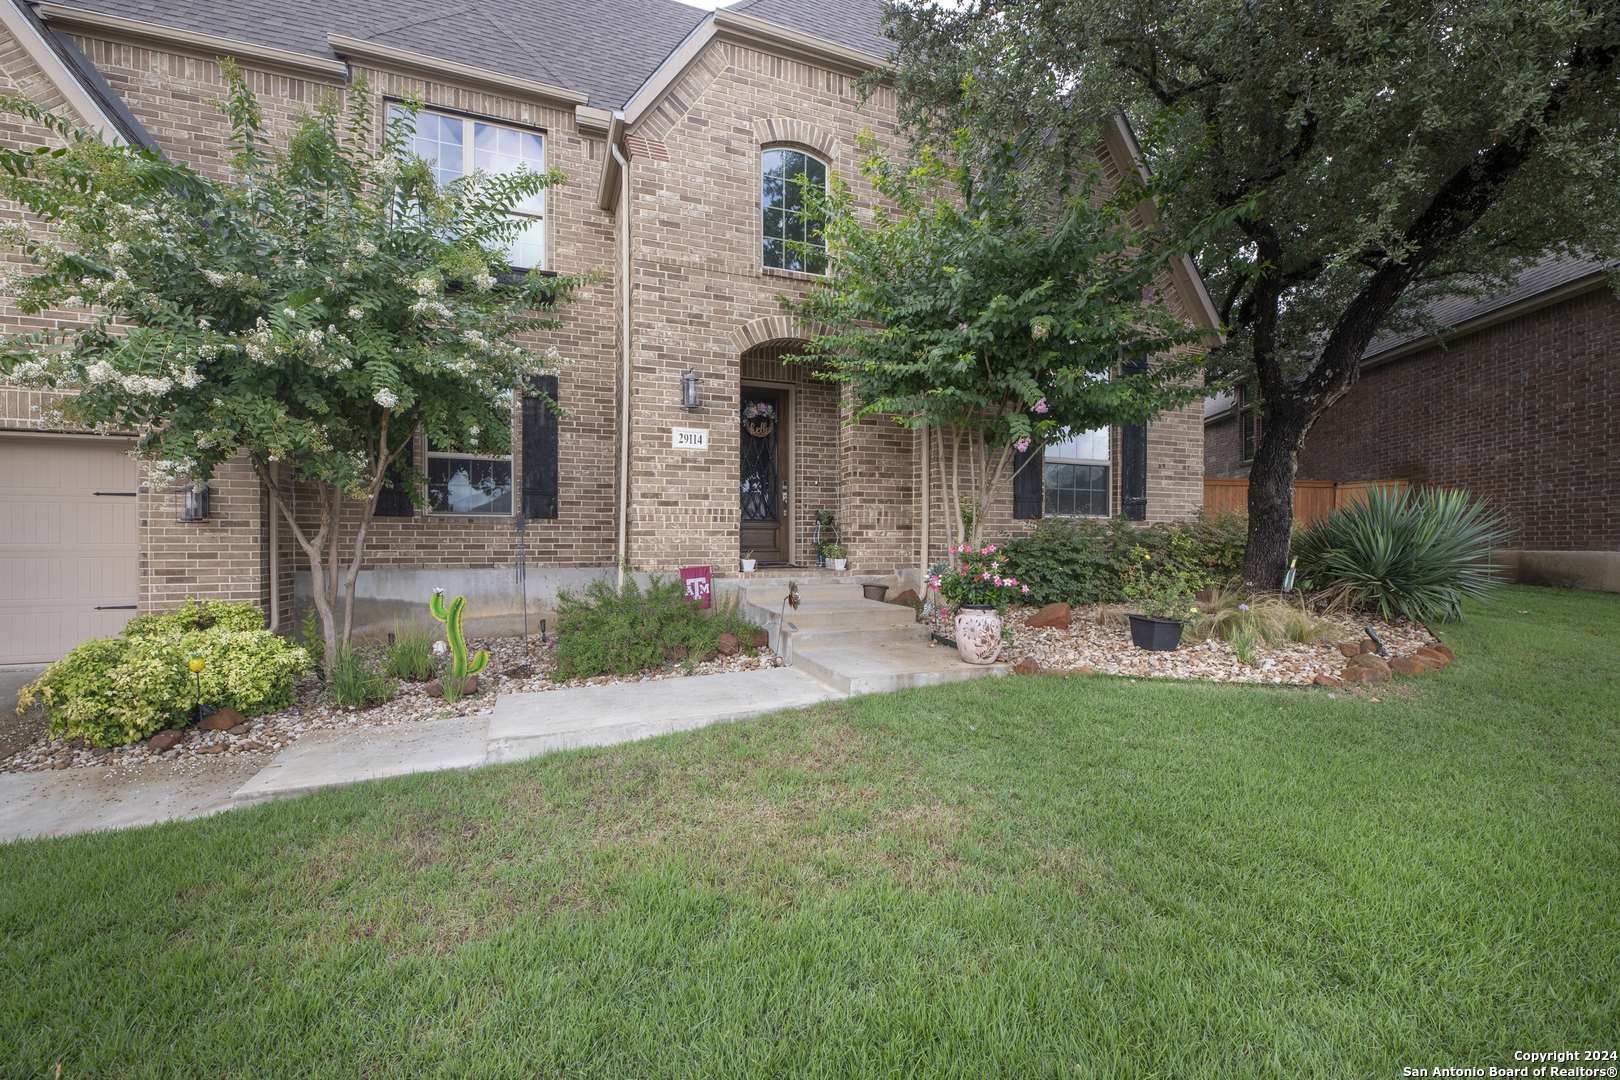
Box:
[3,585,1617,1078]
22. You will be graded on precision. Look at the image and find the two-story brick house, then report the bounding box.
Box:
[0,0,1219,663]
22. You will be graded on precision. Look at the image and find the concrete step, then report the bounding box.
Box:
[790,636,1008,697]
[774,623,931,664]
[740,582,870,606]
[485,667,842,764]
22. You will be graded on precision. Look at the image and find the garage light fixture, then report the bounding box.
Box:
[178,482,210,522]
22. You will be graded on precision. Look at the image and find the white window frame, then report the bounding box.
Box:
[425,443,515,517]
[1043,427,1112,518]
[761,146,829,275]
[390,104,547,271]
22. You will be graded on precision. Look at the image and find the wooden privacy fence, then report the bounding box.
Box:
[1203,478,1408,525]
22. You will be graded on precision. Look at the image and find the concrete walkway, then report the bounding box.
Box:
[1,667,843,842]
[2,584,1005,843]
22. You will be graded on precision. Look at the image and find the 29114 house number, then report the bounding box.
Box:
[672,427,709,450]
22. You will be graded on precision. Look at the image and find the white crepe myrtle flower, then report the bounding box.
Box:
[347,306,364,320]
[179,366,202,389]
[85,360,117,385]
[472,270,496,291]
[373,387,399,410]
[413,275,438,296]
[201,269,226,286]
[356,239,377,257]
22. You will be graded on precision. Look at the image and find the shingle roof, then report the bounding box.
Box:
[31,0,889,107]
[726,0,890,60]
[1204,253,1612,420]
[1362,252,1609,360]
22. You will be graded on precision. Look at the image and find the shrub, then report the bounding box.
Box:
[1192,588,1334,645]
[1294,486,1510,623]
[124,598,265,638]
[383,626,436,682]
[185,628,312,715]
[553,576,765,681]
[328,647,395,708]
[18,609,311,747]
[1120,546,1200,623]
[18,637,187,747]
[999,512,1246,606]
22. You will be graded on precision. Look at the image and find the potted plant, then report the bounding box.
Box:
[813,510,836,567]
[740,550,756,573]
[821,542,847,572]
[930,543,1029,664]
[1120,546,1199,651]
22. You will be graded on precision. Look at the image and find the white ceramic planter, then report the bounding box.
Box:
[831,558,847,571]
[953,605,1004,665]
[740,559,756,573]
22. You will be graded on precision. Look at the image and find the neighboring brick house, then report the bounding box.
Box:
[0,0,1219,664]
[1205,255,1620,560]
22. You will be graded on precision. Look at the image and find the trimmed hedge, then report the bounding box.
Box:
[997,513,1247,606]
[18,600,311,747]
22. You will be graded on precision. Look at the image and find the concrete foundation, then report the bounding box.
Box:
[1493,549,1620,594]
[293,566,647,639]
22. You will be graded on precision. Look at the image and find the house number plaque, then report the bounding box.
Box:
[672,427,709,450]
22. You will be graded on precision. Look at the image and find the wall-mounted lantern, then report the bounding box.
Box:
[681,369,700,410]
[178,482,210,522]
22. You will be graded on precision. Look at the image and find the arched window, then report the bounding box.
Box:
[761,147,828,274]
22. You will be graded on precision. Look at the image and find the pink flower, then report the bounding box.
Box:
[1021,584,1030,594]
[1005,576,1017,586]
[993,576,1003,587]
[980,571,991,581]
[1033,398,1048,414]
[986,544,997,553]
[1014,437,1031,453]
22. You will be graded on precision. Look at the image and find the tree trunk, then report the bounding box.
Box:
[1240,409,1310,588]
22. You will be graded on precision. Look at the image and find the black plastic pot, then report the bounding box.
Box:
[1127,614,1184,651]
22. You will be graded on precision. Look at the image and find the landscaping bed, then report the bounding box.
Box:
[2,631,780,775]
[926,602,1438,685]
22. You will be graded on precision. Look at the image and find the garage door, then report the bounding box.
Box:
[0,435,139,664]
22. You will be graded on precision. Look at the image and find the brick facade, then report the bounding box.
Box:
[0,15,1212,631]
[1204,283,1620,550]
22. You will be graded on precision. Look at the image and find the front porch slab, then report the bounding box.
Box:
[790,636,1010,696]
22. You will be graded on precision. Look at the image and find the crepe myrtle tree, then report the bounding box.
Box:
[0,63,590,670]
[783,133,1213,550]
[882,0,1620,586]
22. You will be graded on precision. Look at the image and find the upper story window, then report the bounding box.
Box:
[390,105,546,270]
[761,147,827,274]
[1044,427,1111,518]
[1237,381,1263,463]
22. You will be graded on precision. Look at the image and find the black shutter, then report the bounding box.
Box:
[522,374,559,520]
[373,435,417,517]
[1121,358,1148,520]
[1012,443,1044,520]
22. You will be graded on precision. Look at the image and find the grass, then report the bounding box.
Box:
[2,585,1616,1078]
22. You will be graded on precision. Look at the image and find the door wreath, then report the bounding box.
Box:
[741,401,778,438]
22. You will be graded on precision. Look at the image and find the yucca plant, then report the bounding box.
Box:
[1293,486,1511,624]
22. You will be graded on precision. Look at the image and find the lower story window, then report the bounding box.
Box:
[1043,427,1110,517]
[427,450,512,515]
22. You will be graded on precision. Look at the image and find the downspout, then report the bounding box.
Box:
[919,423,929,583]
[612,131,633,588]
[268,464,281,631]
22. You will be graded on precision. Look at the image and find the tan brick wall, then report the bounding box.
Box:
[1,21,1208,614]
[621,39,912,574]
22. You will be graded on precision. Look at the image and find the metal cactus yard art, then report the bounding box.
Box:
[429,589,489,688]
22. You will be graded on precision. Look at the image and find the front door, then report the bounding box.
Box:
[739,385,789,564]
